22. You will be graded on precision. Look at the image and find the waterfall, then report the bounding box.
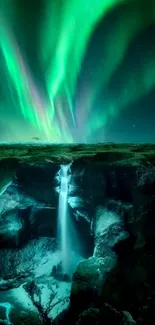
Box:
[58,164,70,275]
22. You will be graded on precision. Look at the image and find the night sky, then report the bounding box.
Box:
[0,0,155,143]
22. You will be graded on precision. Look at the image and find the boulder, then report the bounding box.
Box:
[70,255,116,316]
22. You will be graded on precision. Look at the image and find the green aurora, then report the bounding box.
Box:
[0,0,155,142]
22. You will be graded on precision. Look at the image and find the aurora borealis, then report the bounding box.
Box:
[0,0,155,143]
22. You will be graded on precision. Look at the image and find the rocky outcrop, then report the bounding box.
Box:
[70,255,117,316]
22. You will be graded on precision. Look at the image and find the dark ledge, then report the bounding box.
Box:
[0,142,155,166]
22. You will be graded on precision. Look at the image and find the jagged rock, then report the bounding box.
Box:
[70,255,117,316]
[94,207,130,256]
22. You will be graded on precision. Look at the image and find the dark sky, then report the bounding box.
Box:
[0,0,155,143]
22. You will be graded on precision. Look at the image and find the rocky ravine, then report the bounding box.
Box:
[0,143,155,324]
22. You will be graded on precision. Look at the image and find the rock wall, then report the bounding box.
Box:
[69,160,155,325]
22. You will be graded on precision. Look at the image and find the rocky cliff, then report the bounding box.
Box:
[0,143,155,324]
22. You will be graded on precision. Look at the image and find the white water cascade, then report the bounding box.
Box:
[58,164,71,274]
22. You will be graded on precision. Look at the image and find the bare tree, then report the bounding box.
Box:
[23,280,62,324]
